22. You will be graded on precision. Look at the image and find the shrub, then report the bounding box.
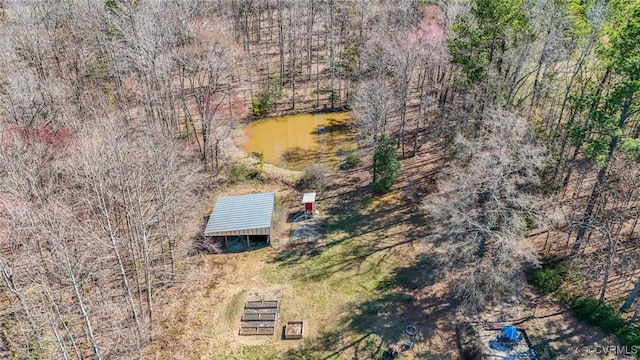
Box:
[296,164,329,191]
[365,303,381,315]
[616,326,640,347]
[27,339,45,359]
[341,150,362,170]
[554,288,573,304]
[457,322,484,360]
[462,347,483,360]
[256,151,265,173]
[529,268,563,295]
[531,266,638,351]
[251,73,284,118]
[571,296,626,334]
[251,91,273,118]
[226,161,261,184]
[188,234,222,255]
[532,341,562,359]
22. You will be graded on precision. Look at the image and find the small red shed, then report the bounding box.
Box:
[302,192,316,216]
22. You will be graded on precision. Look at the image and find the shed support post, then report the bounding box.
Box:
[246,235,250,248]
[224,236,227,248]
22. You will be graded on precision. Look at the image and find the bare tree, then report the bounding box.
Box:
[0,65,67,128]
[423,108,546,311]
[177,36,240,170]
[351,77,393,145]
[0,1,209,358]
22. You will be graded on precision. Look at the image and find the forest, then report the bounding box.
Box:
[0,0,639,359]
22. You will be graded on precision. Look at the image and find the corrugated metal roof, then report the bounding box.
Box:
[204,192,275,237]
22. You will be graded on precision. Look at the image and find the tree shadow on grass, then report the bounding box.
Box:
[522,310,612,359]
[269,220,430,283]
[281,254,457,359]
[342,254,452,341]
[281,332,383,360]
[269,184,430,279]
[321,189,430,246]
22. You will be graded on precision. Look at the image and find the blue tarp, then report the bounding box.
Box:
[502,325,519,340]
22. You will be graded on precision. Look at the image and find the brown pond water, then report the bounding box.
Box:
[241,112,355,171]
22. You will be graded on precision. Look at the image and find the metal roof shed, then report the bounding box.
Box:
[204,192,275,248]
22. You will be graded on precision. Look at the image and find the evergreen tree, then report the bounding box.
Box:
[371,134,401,193]
[448,0,530,85]
[572,1,640,252]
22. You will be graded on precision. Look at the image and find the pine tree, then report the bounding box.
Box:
[371,134,401,194]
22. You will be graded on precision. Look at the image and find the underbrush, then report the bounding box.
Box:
[568,296,640,350]
[528,268,563,295]
[529,264,640,354]
[456,322,484,360]
[340,150,362,170]
[225,161,263,184]
[295,164,329,191]
[570,296,626,333]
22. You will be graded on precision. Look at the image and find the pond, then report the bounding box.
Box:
[241,112,356,171]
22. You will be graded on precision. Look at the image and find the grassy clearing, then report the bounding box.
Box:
[224,291,247,323]
[222,189,422,359]
[227,345,280,360]
[148,148,625,360]
[146,159,437,360]
[194,187,414,360]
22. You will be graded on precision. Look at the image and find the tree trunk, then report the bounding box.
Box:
[105,221,142,349]
[90,171,143,347]
[289,6,296,110]
[556,68,611,188]
[242,0,249,51]
[0,260,39,335]
[277,0,285,85]
[599,230,618,302]
[316,26,320,108]
[328,0,335,108]
[529,26,551,113]
[553,35,597,136]
[630,211,640,239]
[573,98,632,254]
[58,235,101,360]
[621,280,640,312]
[307,0,314,81]
[399,60,411,159]
[41,282,81,359]
[134,193,154,341]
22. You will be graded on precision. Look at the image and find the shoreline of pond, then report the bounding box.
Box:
[242,105,351,124]
[238,110,355,171]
